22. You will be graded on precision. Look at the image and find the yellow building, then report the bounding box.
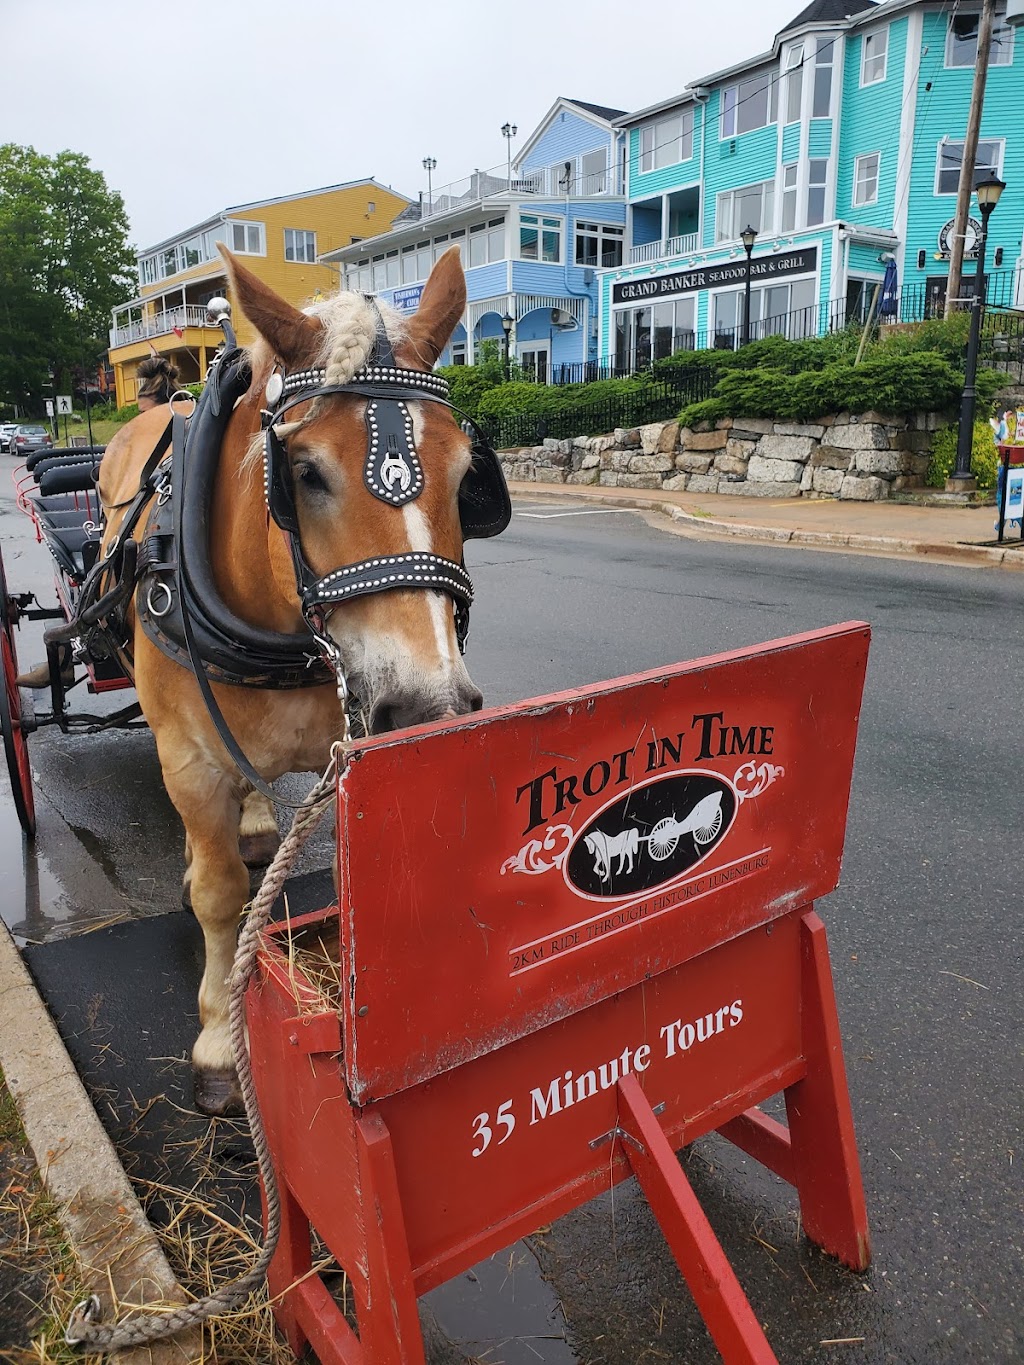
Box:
[108,179,411,407]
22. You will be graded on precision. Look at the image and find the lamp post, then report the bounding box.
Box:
[950,173,1005,489]
[422,157,436,213]
[501,123,517,188]
[740,225,758,347]
[501,312,514,381]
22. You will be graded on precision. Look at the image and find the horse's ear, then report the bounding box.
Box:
[405,246,466,368]
[218,244,320,365]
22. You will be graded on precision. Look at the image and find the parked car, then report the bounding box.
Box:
[9,425,54,459]
[0,422,20,453]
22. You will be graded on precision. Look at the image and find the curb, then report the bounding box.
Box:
[507,482,1019,568]
[0,920,201,1363]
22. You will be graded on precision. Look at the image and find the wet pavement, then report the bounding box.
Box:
[2,472,1022,1362]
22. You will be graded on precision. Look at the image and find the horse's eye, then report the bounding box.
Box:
[294,461,328,494]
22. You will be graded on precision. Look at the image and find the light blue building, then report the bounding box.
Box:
[323,98,628,378]
[600,0,1024,368]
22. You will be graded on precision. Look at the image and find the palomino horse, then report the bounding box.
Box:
[99,247,485,1114]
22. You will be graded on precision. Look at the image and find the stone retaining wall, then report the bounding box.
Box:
[499,411,949,501]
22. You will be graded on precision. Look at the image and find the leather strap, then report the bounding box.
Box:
[171,411,320,810]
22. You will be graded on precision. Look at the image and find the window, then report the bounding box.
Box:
[720,70,778,137]
[640,110,694,173]
[853,153,880,206]
[861,28,888,84]
[575,221,624,267]
[486,217,506,262]
[181,235,203,269]
[416,242,432,278]
[371,256,387,290]
[468,223,487,268]
[229,220,264,255]
[812,38,834,118]
[615,298,695,369]
[581,148,608,194]
[781,163,798,231]
[946,7,1013,66]
[807,159,828,226]
[432,233,449,263]
[385,251,400,288]
[520,213,561,262]
[936,139,1003,194]
[713,276,817,348]
[139,256,156,285]
[161,247,178,278]
[366,201,376,213]
[284,229,316,263]
[716,180,774,242]
[784,44,803,123]
[401,245,418,283]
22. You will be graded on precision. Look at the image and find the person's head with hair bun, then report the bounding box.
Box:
[136,357,179,411]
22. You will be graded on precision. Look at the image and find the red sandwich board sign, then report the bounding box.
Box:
[247,623,872,1365]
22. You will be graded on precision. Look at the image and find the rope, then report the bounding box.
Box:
[65,741,346,1352]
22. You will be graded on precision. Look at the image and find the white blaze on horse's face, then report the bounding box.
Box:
[298,398,482,735]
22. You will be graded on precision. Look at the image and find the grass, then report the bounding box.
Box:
[0,1071,98,1365]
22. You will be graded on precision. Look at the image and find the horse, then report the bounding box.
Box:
[98,246,488,1115]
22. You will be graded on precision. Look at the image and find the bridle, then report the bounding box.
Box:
[260,304,509,670]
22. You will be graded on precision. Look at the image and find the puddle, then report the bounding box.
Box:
[424,1240,578,1364]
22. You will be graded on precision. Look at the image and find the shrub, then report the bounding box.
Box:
[679,351,1001,427]
[927,421,999,490]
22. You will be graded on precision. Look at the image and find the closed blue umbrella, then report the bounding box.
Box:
[879,259,899,318]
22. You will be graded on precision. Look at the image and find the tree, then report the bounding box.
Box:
[0,144,135,413]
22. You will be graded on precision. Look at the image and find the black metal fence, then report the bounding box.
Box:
[485,366,715,451]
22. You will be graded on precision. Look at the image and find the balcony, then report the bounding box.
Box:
[422,159,617,219]
[109,305,216,350]
[628,233,700,265]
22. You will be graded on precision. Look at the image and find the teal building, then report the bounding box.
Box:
[600,0,1023,368]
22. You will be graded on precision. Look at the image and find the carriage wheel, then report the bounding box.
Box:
[0,549,36,837]
[692,806,723,846]
[648,817,680,862]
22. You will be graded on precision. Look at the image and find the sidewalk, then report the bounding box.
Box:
[508,481,1023,569]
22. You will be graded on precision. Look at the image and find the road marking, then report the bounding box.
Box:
[516,509,626,520]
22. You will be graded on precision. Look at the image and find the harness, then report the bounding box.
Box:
[58,305,511,800]
[258,303,510,664]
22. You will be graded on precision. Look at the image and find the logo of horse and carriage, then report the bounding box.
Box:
[501,762,784,900]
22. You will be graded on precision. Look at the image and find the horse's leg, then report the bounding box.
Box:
[162,754,249,1115]
[239,789,280,868]
[182,832,194,911]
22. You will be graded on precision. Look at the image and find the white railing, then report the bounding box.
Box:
[628,233,700,265]
[421,158,617,219]
[109,305,213,349]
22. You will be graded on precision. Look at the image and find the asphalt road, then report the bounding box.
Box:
[1,474,1022,1363]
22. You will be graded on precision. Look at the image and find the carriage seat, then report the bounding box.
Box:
[36,458,102,496]
[26,444,105,473]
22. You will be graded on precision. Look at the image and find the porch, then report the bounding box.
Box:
[629,188,701,264]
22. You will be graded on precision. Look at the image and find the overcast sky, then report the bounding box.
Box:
[5,0,810,251]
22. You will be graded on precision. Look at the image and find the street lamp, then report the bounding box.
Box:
[422,157,436,213]
[501,123,517,188]
[950,173,1006,488]
[501,311,514,381]
[740,225,758,347]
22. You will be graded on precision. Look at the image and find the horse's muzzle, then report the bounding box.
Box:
[369,683,482,735]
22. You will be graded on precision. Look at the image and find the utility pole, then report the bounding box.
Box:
[945,0,996,317]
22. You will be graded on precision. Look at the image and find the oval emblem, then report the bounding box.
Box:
[564,771,737,900]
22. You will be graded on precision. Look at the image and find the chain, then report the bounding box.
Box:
[66,723,350,1351]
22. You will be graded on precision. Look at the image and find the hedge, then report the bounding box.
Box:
[927,421,999,490]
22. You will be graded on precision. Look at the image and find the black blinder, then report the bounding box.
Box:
[264,423,300,535]
[456,420,513,541]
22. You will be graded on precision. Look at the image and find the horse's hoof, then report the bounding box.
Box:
[239,831,281,869]
[193,1067,244,1117]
